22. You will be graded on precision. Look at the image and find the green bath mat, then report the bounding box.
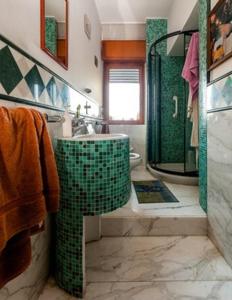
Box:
[133,180,179,204]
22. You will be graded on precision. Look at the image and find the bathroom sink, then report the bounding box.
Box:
[55,133,131,216]
[63,133,128,141]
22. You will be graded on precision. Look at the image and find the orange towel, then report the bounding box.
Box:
[0,107,60,287]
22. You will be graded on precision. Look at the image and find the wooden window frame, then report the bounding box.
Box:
[103,61,145,125]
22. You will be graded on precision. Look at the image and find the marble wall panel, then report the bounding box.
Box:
[208,109,232,268]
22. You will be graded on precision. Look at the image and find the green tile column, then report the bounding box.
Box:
[199,0,210,212]
[55,211,84,297]
[55,137,131,297]
[146,19,168,164]
[146,19,167,56]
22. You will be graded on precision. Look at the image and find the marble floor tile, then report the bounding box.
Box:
[39,236,232,300]
[130,166,155,181]
[39,279,232,300]
[86,237,232,282]
[86,281,232,300]
[38,278,77,300]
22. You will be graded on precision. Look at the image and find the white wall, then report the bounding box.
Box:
[168,0,198,33]
[0,0,103,105]
[102,24,146,40]
[167,0,198,54]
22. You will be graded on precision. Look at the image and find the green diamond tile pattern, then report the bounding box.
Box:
[55,137,131,297]
[24,65,45,99]
[222,76,232,105]
[0,35,99,114]
[60,84,70,107]
[0,46,23,94]
[46,77,59,105]
[0,40,6,50]
[208,74,232,110]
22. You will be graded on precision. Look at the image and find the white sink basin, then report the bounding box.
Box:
[60,134,128,141]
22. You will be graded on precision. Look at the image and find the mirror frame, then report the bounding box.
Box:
[40,0,69,69]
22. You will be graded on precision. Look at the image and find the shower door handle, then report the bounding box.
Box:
[172,96,178,118]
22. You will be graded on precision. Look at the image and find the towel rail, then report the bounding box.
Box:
[44,114,65,123]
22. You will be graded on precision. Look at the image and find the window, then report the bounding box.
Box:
[104,62,145,124]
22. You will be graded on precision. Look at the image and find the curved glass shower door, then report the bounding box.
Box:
[148,32,198,176]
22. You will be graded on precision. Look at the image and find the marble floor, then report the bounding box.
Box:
[38,167,232,299]
[39,236,232,299]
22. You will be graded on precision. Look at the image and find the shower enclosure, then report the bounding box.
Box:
[147,30,198,184]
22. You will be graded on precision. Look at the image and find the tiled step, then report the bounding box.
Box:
[101,215,207,236]
[101,186,207,236]
[101,168,207,236]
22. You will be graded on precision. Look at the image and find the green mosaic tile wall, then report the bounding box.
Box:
[160,56,186,163]
[45,17,57,56]
[146,19,187,164]
[199,0,209,212]
[146,19,168,160]
[0,35,99,117]
[146,19,167,56]
[55,137,131,297]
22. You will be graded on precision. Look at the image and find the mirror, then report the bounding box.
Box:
[41,0,68,69]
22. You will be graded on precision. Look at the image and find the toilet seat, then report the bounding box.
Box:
[130,152,142,170]
[129,146,141,170]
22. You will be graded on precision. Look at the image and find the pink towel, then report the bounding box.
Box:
[182,32,199,100]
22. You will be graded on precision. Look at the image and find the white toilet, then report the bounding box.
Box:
[130,147,142,170]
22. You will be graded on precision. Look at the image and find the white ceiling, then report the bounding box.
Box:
[94,0,173,24]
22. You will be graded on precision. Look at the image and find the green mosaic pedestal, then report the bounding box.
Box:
[55,136,131,297]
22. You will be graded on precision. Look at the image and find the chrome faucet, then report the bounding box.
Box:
[72,117,88,136]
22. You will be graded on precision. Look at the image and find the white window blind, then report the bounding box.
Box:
[109,69,140,84]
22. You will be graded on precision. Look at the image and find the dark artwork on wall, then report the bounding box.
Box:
[208,0,232,70]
